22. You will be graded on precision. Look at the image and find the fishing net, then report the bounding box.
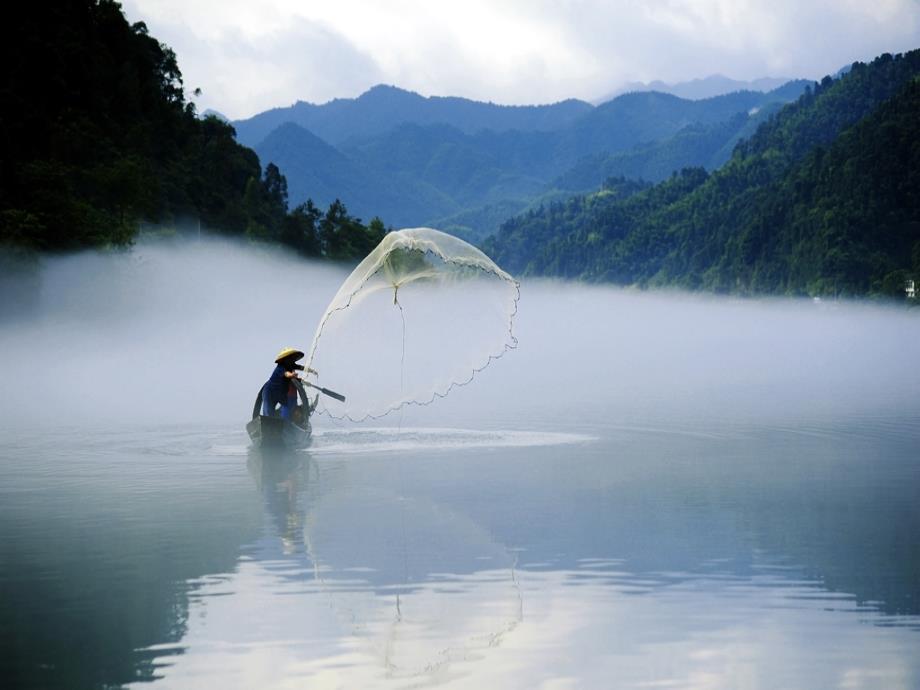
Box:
[307,228,519,421]
[303,485,522,680]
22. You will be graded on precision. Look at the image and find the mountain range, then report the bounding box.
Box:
[596,74,795,102]
[233,85,593,149]
[4,0,915,300]
[242,81,809,241]
[483,50,920,298]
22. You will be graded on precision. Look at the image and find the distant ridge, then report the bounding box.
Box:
[598,74,800,103]
[233,84,593,149]
[251,81,807,238]
[254,122,460,226]
[485,50,920,297]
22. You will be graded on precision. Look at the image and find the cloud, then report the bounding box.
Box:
[122,2,385,117]
[123,0,920,118]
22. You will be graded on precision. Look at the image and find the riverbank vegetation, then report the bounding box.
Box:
[484,51,920,298]
[0,0,384,260]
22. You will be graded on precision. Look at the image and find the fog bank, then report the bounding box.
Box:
[1,237,918,431]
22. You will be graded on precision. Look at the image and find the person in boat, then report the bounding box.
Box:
[263,348,310,421]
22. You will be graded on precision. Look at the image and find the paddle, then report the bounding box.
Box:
[302,380,346,403]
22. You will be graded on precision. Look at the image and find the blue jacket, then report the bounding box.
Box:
[264,364,294,407]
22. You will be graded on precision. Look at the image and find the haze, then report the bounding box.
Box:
[1,237,917,432]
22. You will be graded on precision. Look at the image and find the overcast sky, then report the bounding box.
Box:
[122,0,920,120]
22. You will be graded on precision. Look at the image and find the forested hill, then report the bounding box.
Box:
[0,0,384,259]
[600,75,798,101]
[484,51,920,298]
[249,83,806,241]
[233,85,593,149]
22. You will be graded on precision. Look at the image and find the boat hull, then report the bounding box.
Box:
[247,378,314,449]
[246,414,312,449]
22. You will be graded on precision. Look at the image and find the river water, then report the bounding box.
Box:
[1,239,919,689]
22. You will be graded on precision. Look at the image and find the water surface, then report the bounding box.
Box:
[1,240,918,689]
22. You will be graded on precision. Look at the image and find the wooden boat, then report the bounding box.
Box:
[247,379,313,449]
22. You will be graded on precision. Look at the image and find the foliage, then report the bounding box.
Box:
[233,84,594,149]
[0,0,385,263]
[553,104,786,191]
[484,51,920,298]
[255,84,805,237]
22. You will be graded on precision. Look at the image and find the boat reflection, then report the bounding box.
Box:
[246,446,317,557]
[244,445,524,682]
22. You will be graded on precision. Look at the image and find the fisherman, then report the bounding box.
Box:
[263,348,309,420]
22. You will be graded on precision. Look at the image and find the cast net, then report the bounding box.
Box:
[307,227,519,421]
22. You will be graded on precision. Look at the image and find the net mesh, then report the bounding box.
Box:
[307,228,519,421]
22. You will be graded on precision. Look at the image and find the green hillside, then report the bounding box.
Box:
[233,84,593,149]
[484,51,920,298]
[255,85,805,236]
[0,0,384,261]
[553,103,785,191]
[1,2,254,248]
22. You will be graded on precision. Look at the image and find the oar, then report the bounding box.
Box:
[302,380,346,403]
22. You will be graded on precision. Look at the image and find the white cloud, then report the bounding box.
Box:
[122,2,385,117]
[122,0,920,118]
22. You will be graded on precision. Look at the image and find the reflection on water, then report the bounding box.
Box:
[1,243,920,688]
[6,416,915,690]
[242,445,524,683]
[0,428,263,690]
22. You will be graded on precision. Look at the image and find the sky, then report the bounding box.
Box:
[121,0,920,120]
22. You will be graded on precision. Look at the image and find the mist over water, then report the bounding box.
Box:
[0,239,343,427]
[1,235,918,431]
[2,237,920,690]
